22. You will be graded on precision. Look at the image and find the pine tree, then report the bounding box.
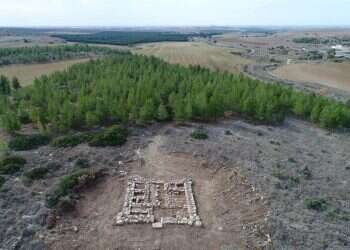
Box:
[139,99,156,123]
[0,75,11,95]
[1,111,20,133]
[184,100,193,120]
[157,103,169,121]
[86,111,99,127]
[12,77,21,90]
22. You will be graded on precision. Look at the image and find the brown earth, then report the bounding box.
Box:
[133,42,252,74]
[271,63,350,93]
[0,58,91,86]
[45,128,269,250]
[2,118,350,250]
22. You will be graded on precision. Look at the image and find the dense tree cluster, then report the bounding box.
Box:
[1,52,350,133]
[293,37,321,44]
[53,31,218,46]
[0,44,117,66]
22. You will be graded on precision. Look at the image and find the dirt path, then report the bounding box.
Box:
[46,128,269,250]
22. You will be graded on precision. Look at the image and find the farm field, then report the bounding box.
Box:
[133,42,252,74]
[0,35,66,48]
[271,63,350,93]
[0,58,91,86]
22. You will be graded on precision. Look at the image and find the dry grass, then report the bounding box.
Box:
[271,63,350,92]
[0,58,91,86]
[0,35,65,48]
[133,42,252,74]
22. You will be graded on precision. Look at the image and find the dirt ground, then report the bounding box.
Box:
[271,63,350,93]
[133,42,252,74]
[1,118,350,250]
[45,128,269,250]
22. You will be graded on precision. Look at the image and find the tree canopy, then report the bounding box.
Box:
[0,44,118,66]
[1,51,349,133]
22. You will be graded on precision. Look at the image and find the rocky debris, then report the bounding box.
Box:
[115,175,202,227]
[152,222,163,229]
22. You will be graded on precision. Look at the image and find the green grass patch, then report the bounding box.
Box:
[46,169,104,208]
[51,132,93,148]
[24,166,48,180]
[190,130,208,140]
[88,125,128,147]
[0,139,8,152]
[305,198,328,211]
[9,134,50,151]
[326,208,350,222]
[0,155,26,175]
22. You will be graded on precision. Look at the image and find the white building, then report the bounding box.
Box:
[332,44,350,59]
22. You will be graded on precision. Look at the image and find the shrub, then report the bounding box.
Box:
[56,196,76,214]
[51,133,93,148]
[9,134,50,151]
[288,157,296,163]
[74,158,90,169]
[0,164,22,175]
[190,130,208,140]
[88,125,128,147]
[305,198,328,211]
[0,155,26,166]
[225,130,232,135]
[0,139,8,152]
[24,167,48,180]
[46,162,62,171]
[0,155,26,175]
[326,208,350,222]
[302,166,312,180]
[0,176,5,189]
[46,169,104,208]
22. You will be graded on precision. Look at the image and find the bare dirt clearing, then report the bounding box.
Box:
[133,42,252,74]
[45,129,268,250]
[271,63,350,93]
[0,58,91,86]
[2,119,350,250]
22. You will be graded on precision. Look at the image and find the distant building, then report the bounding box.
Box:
[331,44,350,59]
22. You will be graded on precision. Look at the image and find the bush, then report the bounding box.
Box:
[302,166,312,180]
[74,158,90,169]
[0,155,26,166]
[190,130,208,140]
[326,208,350,222]
[88,125,128,147]
[51,133,93,148]
[24,167,48,180]
[56,196,76,214]
[0,164,22,175]
[9,134,50,151]
[46,169,104,208]
[46,162,62,171]
[0,155,26,175]
[305,198,328,211]
[0,176,5,189]
[225,130,232,135]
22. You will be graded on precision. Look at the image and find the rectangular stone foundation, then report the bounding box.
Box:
[115,176,202,228]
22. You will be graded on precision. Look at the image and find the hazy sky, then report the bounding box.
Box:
[0,0,349,27]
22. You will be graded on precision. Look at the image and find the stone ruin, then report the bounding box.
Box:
[115,176,202,228]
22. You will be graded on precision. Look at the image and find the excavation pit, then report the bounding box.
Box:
[115,176,202,228]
